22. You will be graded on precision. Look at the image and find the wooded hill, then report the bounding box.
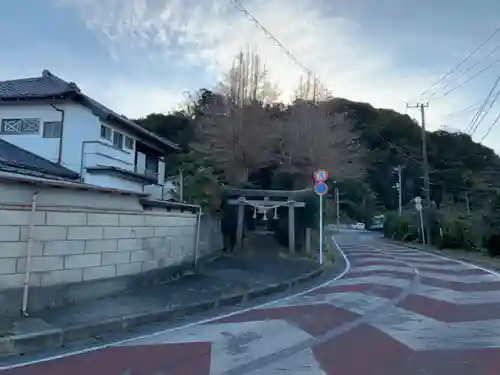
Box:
[134,51,500,222]
[333,98,500,213]
[136,95,500,219]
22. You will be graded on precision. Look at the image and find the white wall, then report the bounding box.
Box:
[0,102,100,173]
[85,174,144,192]
[0,103,62,163]
[0,102,157,192]
[92,120,137,171]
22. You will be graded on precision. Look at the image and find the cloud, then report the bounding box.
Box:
[60,0,471,129]
[81,79,189,119]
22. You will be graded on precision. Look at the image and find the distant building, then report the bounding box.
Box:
[0,70,178,198]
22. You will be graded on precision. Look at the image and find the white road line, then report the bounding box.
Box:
[353,267,494,284]
[350,266,496,283]
[371,304,500,350]
[415,284,500,304]
[121,320,315,375]
[355,260,471,272]
[403,244,500,277]
[332,276,410,289]
[245,348,327,375]
[324,292,500,350]
[0,236,351,371]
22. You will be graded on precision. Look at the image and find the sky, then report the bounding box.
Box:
[2,0,500,151]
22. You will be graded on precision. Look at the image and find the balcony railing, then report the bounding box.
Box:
[82,141,164,187]
[82,141,134,172]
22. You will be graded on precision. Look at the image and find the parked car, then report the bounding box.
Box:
[352,222,366,230]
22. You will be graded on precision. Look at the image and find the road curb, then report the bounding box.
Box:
[0,267,325,358]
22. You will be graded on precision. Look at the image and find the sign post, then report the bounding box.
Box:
[314,169,328,265]
[414,196,425,244]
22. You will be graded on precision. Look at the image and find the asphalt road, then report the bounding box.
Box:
[3,232,500,374]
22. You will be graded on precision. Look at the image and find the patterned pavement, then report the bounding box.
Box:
[4,233,500,374]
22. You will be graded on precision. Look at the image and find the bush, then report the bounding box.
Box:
[483,194,500,257]
[383,212,419,242]
[435,211,483,251]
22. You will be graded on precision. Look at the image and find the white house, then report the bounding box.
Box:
[0,70,179,198]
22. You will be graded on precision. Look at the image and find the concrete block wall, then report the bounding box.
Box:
[0,208,198,290]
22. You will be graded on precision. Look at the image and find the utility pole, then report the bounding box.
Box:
[335,186,340,231]
[179,168,184,201]
[393,166,403,216]
[407,102,431,243]
[465,190,471,214]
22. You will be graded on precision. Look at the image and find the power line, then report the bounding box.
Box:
[229,0,494,194]
[480,111,500,142]
[441,102,481,120]
[466,74,500,135]
[433,56,500,100]
[229,0,315,78]
[470,89,500,136]
[232,4,428,173]
[418,24,500,99]
[427,42,500,99]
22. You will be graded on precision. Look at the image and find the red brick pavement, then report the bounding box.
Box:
[344,270,415,280]
[3,343,212,375]
[313,324,500,375]
[415,266,487,275]
[5,239,500,375]
[307,283,403,300]
[398,294,500,322]
[420,277,500,291]
[209,303,360,336]
[313,324,413,375]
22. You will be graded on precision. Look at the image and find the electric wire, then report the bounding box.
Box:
[480,111,500,142]
[229,0,500,193]
[466,74,500,135]
[418,24,500,100]
[427,42,500,100]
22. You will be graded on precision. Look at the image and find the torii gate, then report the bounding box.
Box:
[225,187,312,253]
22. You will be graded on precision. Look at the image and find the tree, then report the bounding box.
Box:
[218,48,280,105]
[273,100,364,188]
[135,113,194,152]
[293,73,332,102]
[190,51,279,185]
[192,97,277,185]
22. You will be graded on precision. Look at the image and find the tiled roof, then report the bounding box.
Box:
[0,70,180,151]
[0,70,79,99]
[0,139,80,180]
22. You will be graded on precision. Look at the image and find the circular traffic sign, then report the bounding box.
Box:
[414,196,422,204]
[314,169,328,182]
[314,182,328,196]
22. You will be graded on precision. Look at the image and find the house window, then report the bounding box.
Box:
[124,136,134,150]
[145,154,159,178]
[1,118,40,134]
[43,121,62,138]
[100,125,111,140]
[113,131,123,149]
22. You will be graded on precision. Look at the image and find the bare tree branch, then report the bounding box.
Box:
[273,101,365,187]
[191,50,279,185]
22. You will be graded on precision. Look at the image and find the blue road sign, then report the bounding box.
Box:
[314,169,328,182]
[314,182,328,196]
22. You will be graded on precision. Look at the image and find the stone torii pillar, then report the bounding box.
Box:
[236,197,245,250]
[288,200,296,253]
[227,196,305,253]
